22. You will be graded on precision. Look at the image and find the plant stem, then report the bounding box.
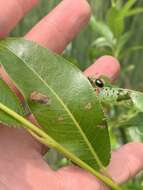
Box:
[0,102,122,190]
[119,127,128,144]
[111,0,116,7]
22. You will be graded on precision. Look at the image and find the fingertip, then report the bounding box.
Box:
[77,0,91,22]
[84,55,120,82]
[108,142,143,183]
[25,0,91,53]
[0,0,39,38]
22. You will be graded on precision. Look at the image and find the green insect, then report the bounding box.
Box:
[88,75,130,101]
[88,75,143,112]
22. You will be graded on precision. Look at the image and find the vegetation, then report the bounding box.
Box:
[5,0,143,189]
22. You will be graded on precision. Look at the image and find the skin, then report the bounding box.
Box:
[0,0,143,189]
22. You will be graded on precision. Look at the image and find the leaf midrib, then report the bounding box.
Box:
[0,43,104,169]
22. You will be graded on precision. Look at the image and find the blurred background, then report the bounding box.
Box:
[11,0,143,189]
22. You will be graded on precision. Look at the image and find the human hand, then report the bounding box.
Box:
[0,1,143,189]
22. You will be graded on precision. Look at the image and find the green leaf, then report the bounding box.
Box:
[119,0,137,17]
[125,7,143,17]
[115,32,131,58]
[107,7,124,38]
[107,0,137,38]
[90,16,114,44]
[89,47,112,61]
[130,91,143,112]
[115,0,123,9]
[121,45,143,59]
[0,38,111,171]
[0,78,24,126]
[128,45,143,52]
[119,112,143,128]
[118,112,143,133]
[92,37,113,48]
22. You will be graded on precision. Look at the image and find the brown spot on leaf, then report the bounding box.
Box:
[97,124,106,129]
[85,102,92,110]
[58,116,64,122]
[30,91,50,104]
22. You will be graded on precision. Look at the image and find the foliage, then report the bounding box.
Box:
[0,37,111,169]
[89,0,143,60]
[0,38,124,190]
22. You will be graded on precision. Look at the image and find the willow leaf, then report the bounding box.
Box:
[0,78,24,126]
[0,38,110,171]
[118,112,143,132]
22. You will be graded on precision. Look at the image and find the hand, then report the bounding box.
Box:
[0,1,143,189]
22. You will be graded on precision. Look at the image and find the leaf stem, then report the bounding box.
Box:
[0,102,122,190]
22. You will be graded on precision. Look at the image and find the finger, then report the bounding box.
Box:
[55,142,143,190]
[0,0,38,38]
[1,134,142,189]
[25,0,91,53]
[84,55,120,82]
[108,142,143,184]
